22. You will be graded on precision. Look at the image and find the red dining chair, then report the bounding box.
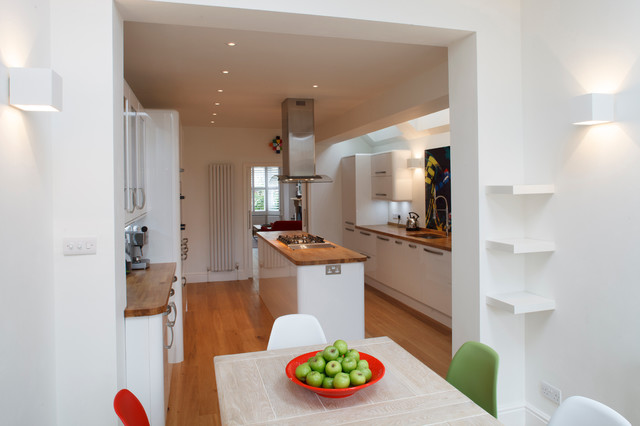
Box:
[114,389,150,426]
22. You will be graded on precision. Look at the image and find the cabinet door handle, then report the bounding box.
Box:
[423,247,444,256]
[359,231,371,236]
[375,193,388,197]
[344,227,355,232]
[345,221,355,226]
[164,324,174,350]
[374,171,387,174]
[408,244,417,249]
[376,236,389,241]
[395,240,402,245]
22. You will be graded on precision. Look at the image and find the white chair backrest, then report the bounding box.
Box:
[267,314,327,350]
[548,396,631,426]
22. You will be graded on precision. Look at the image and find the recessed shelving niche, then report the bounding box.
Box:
[485,184,556,314]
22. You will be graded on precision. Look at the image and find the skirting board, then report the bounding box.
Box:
[498,404,550,426]
[184,269,250,283]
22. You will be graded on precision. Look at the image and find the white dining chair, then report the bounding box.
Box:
[266,314,327,350]
[548,396,631,426]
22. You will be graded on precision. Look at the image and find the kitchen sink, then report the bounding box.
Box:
[413,234,445,239]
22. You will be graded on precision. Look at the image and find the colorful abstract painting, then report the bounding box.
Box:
[424,147,451,231]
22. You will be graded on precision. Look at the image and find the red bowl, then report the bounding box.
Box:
[285,351,385,398]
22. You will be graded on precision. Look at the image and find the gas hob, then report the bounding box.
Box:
[277,234,335,250]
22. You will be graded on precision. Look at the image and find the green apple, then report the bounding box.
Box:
[341,356,357,373]
[346,349,360,362]
[322,376,334,389]
[322,345,340,361]
[308,355,326,373]
[349,369,366,386]
[333,372,351,389]
[356,359,369,370]
[360,367,372,382]
[324,360,342,377]
[333,339,348,356]
[306,370,324,387]
[295,362,312,382]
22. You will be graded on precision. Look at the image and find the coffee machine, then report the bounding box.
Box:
[125,225,150,270]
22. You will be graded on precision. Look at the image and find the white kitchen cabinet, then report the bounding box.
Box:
[342,223,357,251]
[397,240,421,301]
[125,313,169,426]
[341,155,387,226]
[418,246,452,316]
[370,151,412,201]
[124,81,150,225]
[374,235,394,286]
[354,229,377,280]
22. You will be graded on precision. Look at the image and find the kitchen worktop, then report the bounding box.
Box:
[357,224,451,252]
[257,231,367,266]
[125,262,176,317]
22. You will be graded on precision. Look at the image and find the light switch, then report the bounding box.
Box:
[63,237,97,255]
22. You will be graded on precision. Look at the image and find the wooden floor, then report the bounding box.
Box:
[165,279,452,426]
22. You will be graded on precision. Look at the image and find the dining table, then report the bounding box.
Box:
[213,336,502,425]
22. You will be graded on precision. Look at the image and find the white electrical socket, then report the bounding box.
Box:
[541,381,562,405]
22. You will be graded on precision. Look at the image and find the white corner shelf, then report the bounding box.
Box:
[486,291,556,314]
[486,184,555,195]
[486,238,555,254]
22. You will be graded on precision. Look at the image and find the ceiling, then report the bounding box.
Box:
[123,22,448,132]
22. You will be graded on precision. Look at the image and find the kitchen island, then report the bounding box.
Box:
[257,231,367,342]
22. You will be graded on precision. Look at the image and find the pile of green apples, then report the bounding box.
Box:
[294,339,373,389]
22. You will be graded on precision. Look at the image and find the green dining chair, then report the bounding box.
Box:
[446,341,499,418]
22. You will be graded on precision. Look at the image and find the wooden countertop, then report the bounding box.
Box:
[125,262,176,317]
[257,231,367,266]
[357,224,452,252]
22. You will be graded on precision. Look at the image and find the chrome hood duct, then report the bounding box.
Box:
[275,98,332,183]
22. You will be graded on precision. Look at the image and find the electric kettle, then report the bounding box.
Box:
[406,212,420,231]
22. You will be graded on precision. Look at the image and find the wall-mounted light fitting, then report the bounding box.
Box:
[407,158,423,169]
[571,93,613,125]
[9,67,62,112]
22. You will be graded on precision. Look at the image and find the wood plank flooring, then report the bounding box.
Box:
[165,279,451,426]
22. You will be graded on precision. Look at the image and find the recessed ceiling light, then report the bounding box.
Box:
[226,42,237,47]
[215,102,221,106]
[313,84,319,88]
[217,89,223,93]
[210,120,215,124]
[212,113,217,116]
[222,70,229,74]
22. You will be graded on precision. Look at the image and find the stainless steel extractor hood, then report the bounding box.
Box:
[274,98,332,183]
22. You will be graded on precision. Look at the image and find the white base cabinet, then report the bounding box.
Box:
[363,231,452,326]
[125,314,169,426]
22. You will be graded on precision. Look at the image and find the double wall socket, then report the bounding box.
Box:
[325,265,341,275]
[541,381,562,405]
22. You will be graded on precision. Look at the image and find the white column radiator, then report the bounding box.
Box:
[209,163,234,272]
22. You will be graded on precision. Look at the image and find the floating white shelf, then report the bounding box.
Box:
[486,184,555,195]
[486,238,555,254]
[486,291,556,314]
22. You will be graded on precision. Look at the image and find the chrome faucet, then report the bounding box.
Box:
[434,195,450,237]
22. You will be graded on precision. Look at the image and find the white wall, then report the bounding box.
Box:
[181,126,279,282]
[51,0,125,424]
[520,0,640,423]
[0,1,56,424]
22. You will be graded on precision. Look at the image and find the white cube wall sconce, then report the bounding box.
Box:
[407,158,423,169]
[9,68,62,112]
[571,93,613,125]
